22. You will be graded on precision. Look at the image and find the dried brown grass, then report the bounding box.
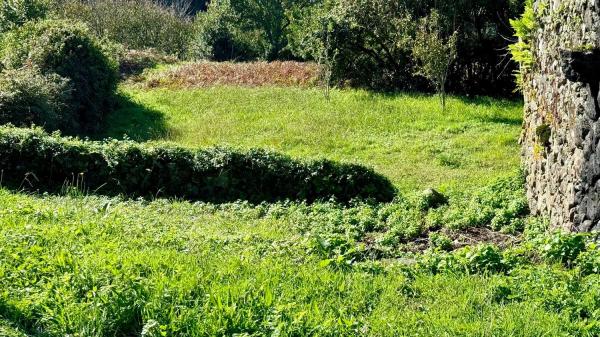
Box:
[144,61,320,88]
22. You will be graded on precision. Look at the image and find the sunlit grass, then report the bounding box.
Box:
[106,86,523,192]
[0,190,575,336]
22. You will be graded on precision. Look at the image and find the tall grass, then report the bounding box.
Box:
[142,61,319,88]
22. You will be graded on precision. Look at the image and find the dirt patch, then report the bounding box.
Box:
[362,227,521,259]
[446,227,521,250]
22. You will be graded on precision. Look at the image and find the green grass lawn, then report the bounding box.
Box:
[0,190,591,336]
[105,86,523,192]
[2,84,599,336]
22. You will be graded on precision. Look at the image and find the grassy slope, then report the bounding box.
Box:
[106,86,523,192]
[0,190,573,336]
[2,84,598,335]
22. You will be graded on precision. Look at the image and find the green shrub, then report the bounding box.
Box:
[289,0,522,95]
[0,19,119,133]
[189,0,269,61]
[426,174,528,232]
[381,208,424,245]
[53,0,193,57]
[0,0,48,33]
[0,66,73,131]
[0,126,397,203]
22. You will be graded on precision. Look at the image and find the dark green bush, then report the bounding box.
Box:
[0,126,397,203]
[0,66,73,131]
[190,0,270,61]
[53,0,194,58]
[0,0,48,33]
[288,0,524,95]
[0,19,119,133]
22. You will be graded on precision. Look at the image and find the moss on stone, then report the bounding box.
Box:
[535,123,551,147]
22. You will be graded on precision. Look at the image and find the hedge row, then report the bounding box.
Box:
[0,127,396,203]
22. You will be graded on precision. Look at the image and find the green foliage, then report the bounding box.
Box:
[288,0,524,95]
[294,0,417,90]
[53,0,194,57]
[412,10,458,110]
[0,188,595,336]
[0,19,118,133]
[577,243,600,276]
[227,0,303,60]
[381,207,424,245]
[0,126,397,203]
[0,66,73,131]
[460,244,514,274]
[190,0,309,61]
[426,174,529,232]
[429,232,453,251]
[540,232,588,267]
[509,0,538,91]
[0,0,48,33]
[189,0,269,61]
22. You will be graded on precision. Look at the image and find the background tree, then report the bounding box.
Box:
[288,0,525,96]
[0,0,48,33]
[412,10,458,110]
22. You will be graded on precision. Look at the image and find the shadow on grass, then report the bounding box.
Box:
[454,94,523,106]
[453,95,524,126]
[0,296,143,337]
[97,93,171,142]
[0,300,44,337]
[479,115,523,126]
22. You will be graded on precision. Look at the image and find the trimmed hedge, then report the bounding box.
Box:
[0,127,396,203]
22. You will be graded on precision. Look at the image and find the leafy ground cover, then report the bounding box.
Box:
[0,179,599,336]
[105,85,523,192]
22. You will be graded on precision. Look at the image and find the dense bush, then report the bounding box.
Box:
[288,0,525,95]
[0,19,119,133]
[0,0,48,33]
[0,67,73,131]
[190,0,271,61]
[289,0,419,90]
[53,0,194,57]
[191,0,312,61]
[0,126,397,203]
[540,232,588,267]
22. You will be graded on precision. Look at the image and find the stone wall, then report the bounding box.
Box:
[522,0,600,232]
